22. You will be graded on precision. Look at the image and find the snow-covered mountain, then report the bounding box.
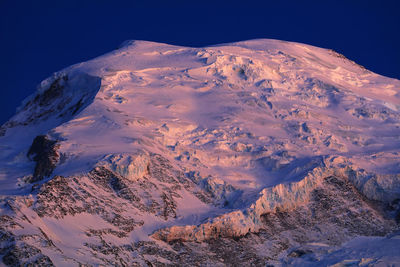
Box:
[1,39,399,266]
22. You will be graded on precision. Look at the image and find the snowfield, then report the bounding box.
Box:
[0,39,399,266]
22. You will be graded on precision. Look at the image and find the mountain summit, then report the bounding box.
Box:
[1,39,400,266]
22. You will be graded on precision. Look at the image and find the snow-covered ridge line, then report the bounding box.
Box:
[0,72,101,138]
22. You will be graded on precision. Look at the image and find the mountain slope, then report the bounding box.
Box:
[0,39,399,266]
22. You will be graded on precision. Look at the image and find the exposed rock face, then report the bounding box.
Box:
[0,214,55,267]
[26,135,60,182]
[2,242,54,267]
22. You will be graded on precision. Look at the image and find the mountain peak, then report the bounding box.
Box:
[1,39,399,266]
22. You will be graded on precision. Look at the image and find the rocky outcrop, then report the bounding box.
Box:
[26,135,60,182]
[2,243,54,267]
[0,215,55,267]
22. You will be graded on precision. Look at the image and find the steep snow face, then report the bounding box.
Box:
[0,72,101,195]
[0,39,400,266]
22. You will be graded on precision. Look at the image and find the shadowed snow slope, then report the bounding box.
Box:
[0,39,399,266]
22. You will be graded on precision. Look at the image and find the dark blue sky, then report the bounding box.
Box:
[1,0,399,124]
